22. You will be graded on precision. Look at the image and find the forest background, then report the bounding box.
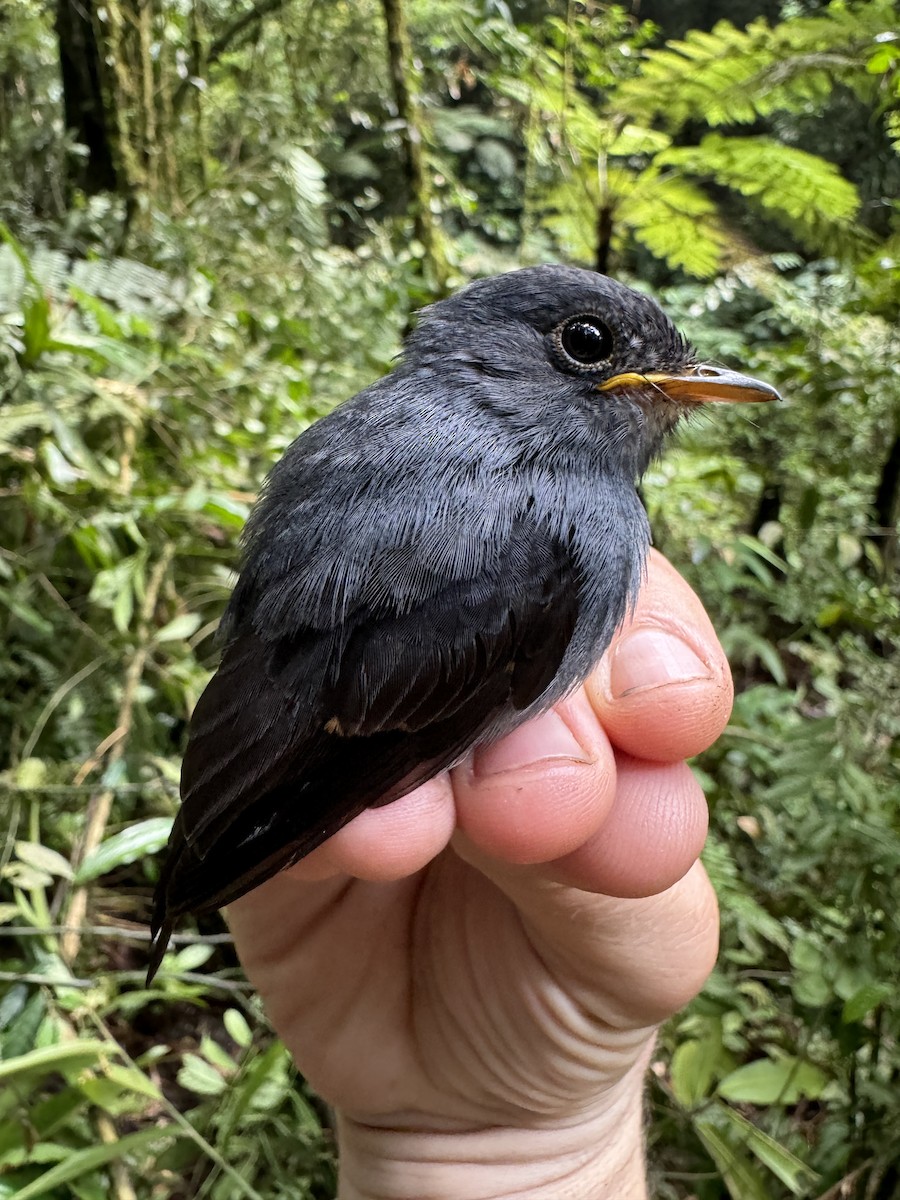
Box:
[1,0,898,1197]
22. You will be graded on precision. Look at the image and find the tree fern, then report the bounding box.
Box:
[0,241,183,318]
[619,172,730,277]
[657,135,861,253]
[617,1,897,130]
[479,5,876,275]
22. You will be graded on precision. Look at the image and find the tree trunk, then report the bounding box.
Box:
[381,0,448,295]
[595,204,614,275]
[172,0,290,113]
[55,0,119,195]
[871,430,900,577]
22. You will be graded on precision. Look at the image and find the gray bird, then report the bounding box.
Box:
[148,265,777,980]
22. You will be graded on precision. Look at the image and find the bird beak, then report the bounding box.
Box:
[597,365,781,404]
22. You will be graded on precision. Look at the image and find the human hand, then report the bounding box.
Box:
[227,550,730,1199]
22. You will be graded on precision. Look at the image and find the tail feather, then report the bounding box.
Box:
[146,915,174,985]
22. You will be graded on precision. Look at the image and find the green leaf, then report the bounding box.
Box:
[104,1062,163,1100]
[717,1106,819,1194]
[278,147,327,244]
[11,1127,179,1200]
[178,1052,227,1096]
[866,44,900,74]
[0,984,29,1032]
[2,862,53,890]
[842,983,892,1024]
[837,532,862,569]
[113,585,133,637]
[14,758,48,788]
[695,1110,772,1200]
[77,1075,148,1116]
[656,134,860,249]
[717,1055,828,1105]
[171,941,214,972]
[670,1024,725,1108]
[620,171,729,276]
[0,1041,111,1084]
[154,613,202,643]
[607,123,671,156]
[1,992,45,1058]
[200,1035,238,1074]
[21,294,52,365]
[224,1008,253,1049]
[816,602,845,628]
[41,442,84,486]
[14,841,74,881]
[74,818,173,884]
[670,1042,707,1110]
[617,7,890,129]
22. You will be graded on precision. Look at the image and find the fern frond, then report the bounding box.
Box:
[542,164,730,278]
[620,172,730,277]
[542,171,605,264]
[657,134,860,250]
[0,243,183,316]
[564,110,672,161]
[277,147,328,246]
[430,106,513,153]
[617,2,894,129]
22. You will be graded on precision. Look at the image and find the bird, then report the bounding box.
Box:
[147,264,778,981]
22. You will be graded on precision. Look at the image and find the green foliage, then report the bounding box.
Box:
[643,264,900,1197]
[618,2,897,129]
[1,1,899,1197]
[454,1,893,276]
[656,135,861,249]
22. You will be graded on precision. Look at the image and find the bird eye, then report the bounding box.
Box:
[556,316,614,369]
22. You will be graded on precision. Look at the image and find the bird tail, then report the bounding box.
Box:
[146,913,174,985]
[146,810,191,985]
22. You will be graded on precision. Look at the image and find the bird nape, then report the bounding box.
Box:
[146,264,779,982]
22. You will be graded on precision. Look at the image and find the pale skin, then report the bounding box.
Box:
[227,551,729,1199]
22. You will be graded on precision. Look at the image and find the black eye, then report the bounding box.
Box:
[556,316,614,369]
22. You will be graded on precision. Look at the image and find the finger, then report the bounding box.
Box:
[535,860,720,1027]
[284,774,456,883]
[452,847,720,1029]
[587,549,733,762]
[546,753,708,897]
[450,689,617,864]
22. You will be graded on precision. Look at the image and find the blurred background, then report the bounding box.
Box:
[1,0,898,1196]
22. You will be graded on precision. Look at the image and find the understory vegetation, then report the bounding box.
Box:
[1,0,898,1196]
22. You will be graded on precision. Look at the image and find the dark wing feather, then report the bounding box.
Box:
[148,521,578,980]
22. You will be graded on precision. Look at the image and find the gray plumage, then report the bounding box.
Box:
[148,264,775,981]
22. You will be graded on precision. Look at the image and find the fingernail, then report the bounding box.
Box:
[473,710,591,777]
[609,627,709,699]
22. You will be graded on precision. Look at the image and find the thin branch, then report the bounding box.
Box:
[0,969,250,992]
[74,725,128,786]
[172,0,290,112]
[3,925,233,944]
[61,546,175,963]
[21,656,106,760]
[0,971,94,987]
[36,572,111,650]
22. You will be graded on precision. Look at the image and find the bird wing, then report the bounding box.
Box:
[148,518,579,976]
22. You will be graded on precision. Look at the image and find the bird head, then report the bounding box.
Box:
[406,265,779,479]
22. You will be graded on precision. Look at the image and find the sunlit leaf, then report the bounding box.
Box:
[13,842,74,881]
[718,1056,828,1104]
[74,818,173,884]
[154,613,203,643]
[178,1052,227,1096]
